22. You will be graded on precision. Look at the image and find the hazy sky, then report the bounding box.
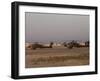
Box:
[25,12,89,43]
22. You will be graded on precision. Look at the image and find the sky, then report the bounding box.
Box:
[25,12,89,43]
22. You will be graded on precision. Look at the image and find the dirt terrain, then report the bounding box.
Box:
[25,46,89,68]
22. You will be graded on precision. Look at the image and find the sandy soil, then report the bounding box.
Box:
[25,47,89,68]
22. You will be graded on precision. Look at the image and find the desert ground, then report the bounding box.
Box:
[25,46,89,68]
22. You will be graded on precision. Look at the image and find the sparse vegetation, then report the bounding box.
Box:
[25,46,89,68]
[32,54,89,65]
